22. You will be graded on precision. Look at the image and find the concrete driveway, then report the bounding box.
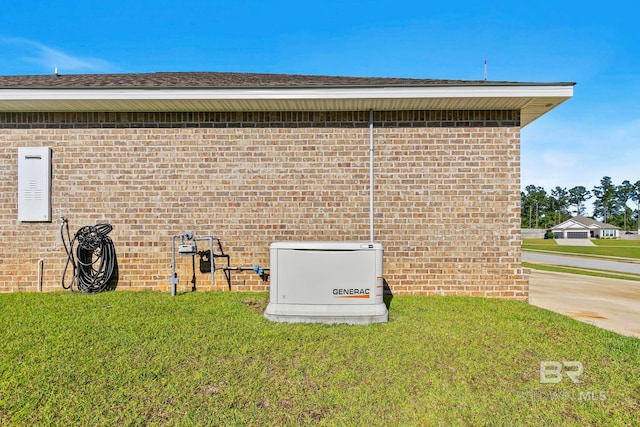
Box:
[529,270,640,338]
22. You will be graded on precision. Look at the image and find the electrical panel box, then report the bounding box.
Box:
[264,241,388,324]
[18,147,52,222]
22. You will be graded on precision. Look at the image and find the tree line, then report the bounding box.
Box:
[521,177,640,231]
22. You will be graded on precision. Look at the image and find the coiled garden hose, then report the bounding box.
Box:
[61,218,118,293]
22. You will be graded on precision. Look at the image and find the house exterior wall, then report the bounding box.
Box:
[594,229,619,239]
[550,223,589,239]
[0,110,528,299]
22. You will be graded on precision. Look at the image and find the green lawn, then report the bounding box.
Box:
[592,239,640,247]
[522,238,558,247]
[523,239,640,260]
[1,292,639,426]
[522,262,640,281]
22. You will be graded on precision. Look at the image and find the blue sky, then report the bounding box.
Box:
[1,0,638,210]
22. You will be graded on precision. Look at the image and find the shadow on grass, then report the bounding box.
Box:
[383,279,394,309]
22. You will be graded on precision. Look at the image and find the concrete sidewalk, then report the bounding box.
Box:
[554,239,595,246]
[529,270,640,338]
[523,251,640,274]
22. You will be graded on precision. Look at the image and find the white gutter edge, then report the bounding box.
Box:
[0,85,574,101]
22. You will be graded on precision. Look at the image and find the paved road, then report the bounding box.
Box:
[522,251,640,275]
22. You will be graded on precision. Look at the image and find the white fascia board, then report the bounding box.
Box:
[0,85,574,102]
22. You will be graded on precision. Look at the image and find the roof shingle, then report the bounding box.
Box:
[0,71,574,89]
[558,215,620,230]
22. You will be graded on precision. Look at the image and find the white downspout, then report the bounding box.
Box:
[369,110,375,243]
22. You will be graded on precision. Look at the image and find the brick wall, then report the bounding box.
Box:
[0,110,528,299]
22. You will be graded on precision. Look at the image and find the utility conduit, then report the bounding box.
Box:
[369,110,375,243]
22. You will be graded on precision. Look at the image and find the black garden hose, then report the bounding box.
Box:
[61,218,118,293]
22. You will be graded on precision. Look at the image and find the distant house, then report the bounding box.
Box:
[550,215,620,239]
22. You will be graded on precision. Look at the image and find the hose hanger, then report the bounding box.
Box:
[60,217,119,293]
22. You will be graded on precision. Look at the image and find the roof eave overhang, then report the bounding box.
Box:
[0,84,574,127]
[553,220,588,230]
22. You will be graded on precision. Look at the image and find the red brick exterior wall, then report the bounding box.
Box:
[0,110,528,299]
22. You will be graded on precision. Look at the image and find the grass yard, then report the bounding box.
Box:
[522,238,558,247]
[592,239,640,248]
[1,291,639,426]
[522,239,640,260]
[522,262,640,282]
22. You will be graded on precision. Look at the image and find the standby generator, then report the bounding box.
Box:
[264,241,388,324]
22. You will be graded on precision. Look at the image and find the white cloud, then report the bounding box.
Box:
[0,37,113,73]
[522,117,640,215]
[522,117,640,191]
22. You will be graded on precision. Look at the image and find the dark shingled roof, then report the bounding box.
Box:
[0,71,573,89]
[571,215,620,229]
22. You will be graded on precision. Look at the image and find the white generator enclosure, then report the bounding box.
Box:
[264,241,388,324]
[18,147,52,222]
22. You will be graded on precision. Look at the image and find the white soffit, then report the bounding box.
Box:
[0,85,574,127]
